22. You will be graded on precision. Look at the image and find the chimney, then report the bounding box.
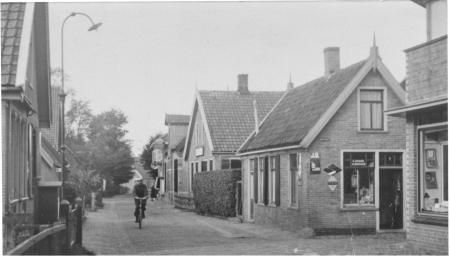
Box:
[237,74,249,94]
[324,47,340,76]
[287,74,294,90]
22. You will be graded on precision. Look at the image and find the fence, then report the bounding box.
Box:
[6,202,83,255]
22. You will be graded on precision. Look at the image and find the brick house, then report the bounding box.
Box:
[238,43,407,235]
[183,75,284,198]
[164,114,189,203]
[386,0,447,253]
[1,2,52,251]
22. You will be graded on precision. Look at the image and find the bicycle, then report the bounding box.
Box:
[135,196,148,229]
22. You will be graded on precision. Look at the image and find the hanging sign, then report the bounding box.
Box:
[310,152,321,174]
[328,175,338,191]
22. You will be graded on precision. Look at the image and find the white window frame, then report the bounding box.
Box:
[289,153,300,208]
[258,157,265,206]
[417,122,448,217]
[357,87,387,132]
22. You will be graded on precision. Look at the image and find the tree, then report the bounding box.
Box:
[88,109,134,186]
[140,133,163,178]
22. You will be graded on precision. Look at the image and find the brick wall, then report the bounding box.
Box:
[404,113,448,254]
[241,71,406,233]
[305,71,405,230]
[405,36,447,102]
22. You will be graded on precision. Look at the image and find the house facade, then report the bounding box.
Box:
[239,44,407,235]
[1,2,52,251]
[386,0,447,253]
[164,114,189,202]
[183,75,284,196]
[151,134,168,196]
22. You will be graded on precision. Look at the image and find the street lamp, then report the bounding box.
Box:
[60,12,102,200]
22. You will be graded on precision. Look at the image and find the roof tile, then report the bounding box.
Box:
[241,60,366,152]
[199,90,284,152]
[1,2,26,87]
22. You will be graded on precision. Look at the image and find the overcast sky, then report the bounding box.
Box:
[48,1,426,156]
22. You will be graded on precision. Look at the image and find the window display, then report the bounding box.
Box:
[419,127,448,214]
[343,152,375,205]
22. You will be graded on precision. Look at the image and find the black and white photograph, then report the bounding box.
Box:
[1,0,448,255]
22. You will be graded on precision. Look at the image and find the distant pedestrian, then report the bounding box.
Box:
[150,185,158,201]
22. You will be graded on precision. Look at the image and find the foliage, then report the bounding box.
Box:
[140,133,164,178]
[192,169,241,217]
[87,109,135,186]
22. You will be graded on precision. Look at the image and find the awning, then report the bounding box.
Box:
[386,97,447,116]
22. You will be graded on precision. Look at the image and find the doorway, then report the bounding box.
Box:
[379,169,403,230]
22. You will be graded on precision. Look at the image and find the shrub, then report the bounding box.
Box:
[192,169,241,217]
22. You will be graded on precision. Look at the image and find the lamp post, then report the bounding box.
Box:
[60,12,102,200]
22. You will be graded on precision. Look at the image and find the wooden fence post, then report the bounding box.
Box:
[60,200,70,252]
[75,197,83,245]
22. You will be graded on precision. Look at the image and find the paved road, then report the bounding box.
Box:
[83,195,429,255]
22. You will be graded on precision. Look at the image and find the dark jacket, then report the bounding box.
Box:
[133,183,149,197]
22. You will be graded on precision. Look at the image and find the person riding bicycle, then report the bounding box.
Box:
[133,178,149,222]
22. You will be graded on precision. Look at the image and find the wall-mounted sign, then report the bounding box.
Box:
[153,149,162,162]
[310,152,321,174]
[328,175,338,191]
[195,146,204,157]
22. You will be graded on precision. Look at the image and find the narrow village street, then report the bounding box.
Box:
[83,196,428,255]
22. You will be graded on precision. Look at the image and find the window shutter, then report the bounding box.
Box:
[275,155,281,206]
[264,158,269,206]
[254,159,258,204]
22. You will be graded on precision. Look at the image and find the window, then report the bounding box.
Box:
[190,162,194,192]
[201,161,207,172]
[221,159,230,169]
[249,159,255,201]
[195,162,199,174]
[419,126,447,215]
[289,154,298,206]
[259,158,265,205]
[231,159,241,169]
[252,158,258,204]
[343,152,375,206]
[209,160,213,171]
[269,156,280,206]
[359,89,384,130]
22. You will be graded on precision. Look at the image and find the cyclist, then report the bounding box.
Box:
[133,178,149,222]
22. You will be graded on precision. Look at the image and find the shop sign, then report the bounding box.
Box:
[328,175,338,191]
[351,159,366,167]
[153,149,162,162]
[195,146,204,157]
[310,152,321,174]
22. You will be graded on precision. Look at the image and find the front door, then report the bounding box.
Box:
[379,169,403,229]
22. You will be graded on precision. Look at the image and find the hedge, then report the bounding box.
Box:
[192,169,241,217]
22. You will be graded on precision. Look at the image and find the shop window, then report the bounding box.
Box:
[419,127,448,215]
[343,152,375,206]
[289,154,298,206]
[359,89,384,130]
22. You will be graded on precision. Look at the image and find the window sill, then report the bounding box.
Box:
[288,205,298,210]
[412,214,448,227]
[340,206,378,212]
[357,130,388,134]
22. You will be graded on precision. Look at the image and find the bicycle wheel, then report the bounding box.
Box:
[138,211,142,229]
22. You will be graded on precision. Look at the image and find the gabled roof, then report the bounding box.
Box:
[240,61,366,152]
[1,3,26,86]
[239,46,405,154]
[165,114,190,125]
[174,137,186,153]
[41,136,61,166]
[184,89,284,158]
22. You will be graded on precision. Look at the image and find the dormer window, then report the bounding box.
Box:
[359,88,385,131]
